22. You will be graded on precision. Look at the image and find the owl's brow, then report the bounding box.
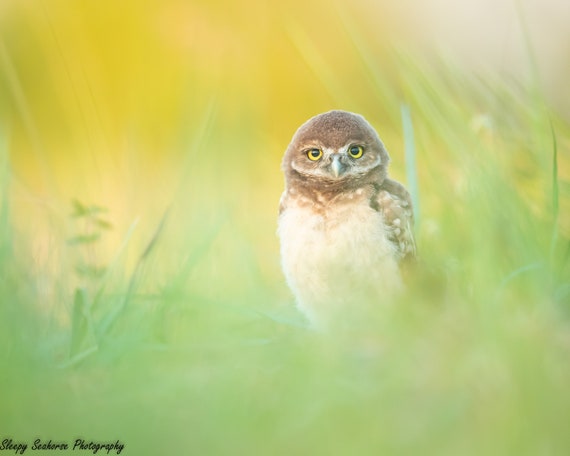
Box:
[346,139,372,146]
[299,142,324,150]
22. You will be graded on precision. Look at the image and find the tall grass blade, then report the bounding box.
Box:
[69,287,98,358]
[0,40,52,192]
[164,215,226,295]
[90,217,140,310]
[177,97,219,194]
[497,262,544,291]
[401,104,420,224]
[96,210,169,339]
[286,22,351,107]
[0,130,11,259]
[549,121,559,259]
[514,0,541,93]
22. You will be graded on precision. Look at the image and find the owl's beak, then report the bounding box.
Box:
[331,155,343,178]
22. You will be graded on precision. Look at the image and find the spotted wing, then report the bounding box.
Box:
[375,178,416,262]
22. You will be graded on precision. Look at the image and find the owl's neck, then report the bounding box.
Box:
[286,168,387,206]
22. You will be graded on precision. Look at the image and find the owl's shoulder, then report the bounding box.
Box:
[378,179,413,209]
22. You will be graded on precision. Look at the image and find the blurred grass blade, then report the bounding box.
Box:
[59,346,98,369]
[551,122,558,218]
[96,210,169,339]
[286,21,351,107]
[549,121,559,263]
[91,217,140,303]
[165,214,227,294]
[515,0,540,93]
[254,310,310,329]
[67,233,101,245]
[0,129,11,258]
[498,262,544,291]
[140,208,170,261]
[87,217,140,343]
[401,104,420,224]
[0,39,53,192]
[69,287,98,361]
[176,97,219,195]
[337,5,399,111]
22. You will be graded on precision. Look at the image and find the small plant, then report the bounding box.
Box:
[68,199,112,280]
[65,200,113,364]
[63,200,168,366]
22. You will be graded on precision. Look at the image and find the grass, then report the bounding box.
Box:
[1,2,570,455]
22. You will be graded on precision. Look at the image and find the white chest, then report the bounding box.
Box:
[278,197,402,326]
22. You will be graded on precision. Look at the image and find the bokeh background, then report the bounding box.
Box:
[1,0,570,454]
[1,0,569,301]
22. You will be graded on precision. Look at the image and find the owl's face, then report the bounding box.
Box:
[282,110,390,188]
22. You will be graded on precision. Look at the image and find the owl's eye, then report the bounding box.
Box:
[307,148,323,161]
[348,145,364,159]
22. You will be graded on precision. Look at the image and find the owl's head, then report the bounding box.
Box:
[282,110,390,190]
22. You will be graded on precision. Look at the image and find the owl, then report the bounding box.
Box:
[278,110,416,329]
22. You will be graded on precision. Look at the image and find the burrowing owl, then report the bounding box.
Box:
[278,110,416,329]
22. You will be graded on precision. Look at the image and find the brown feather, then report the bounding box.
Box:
[374,178,417,261]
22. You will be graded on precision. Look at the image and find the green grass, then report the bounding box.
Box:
[1,29,570,456]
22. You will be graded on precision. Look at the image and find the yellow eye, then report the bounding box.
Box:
[307,148,323,161]
[348,145,364,158]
